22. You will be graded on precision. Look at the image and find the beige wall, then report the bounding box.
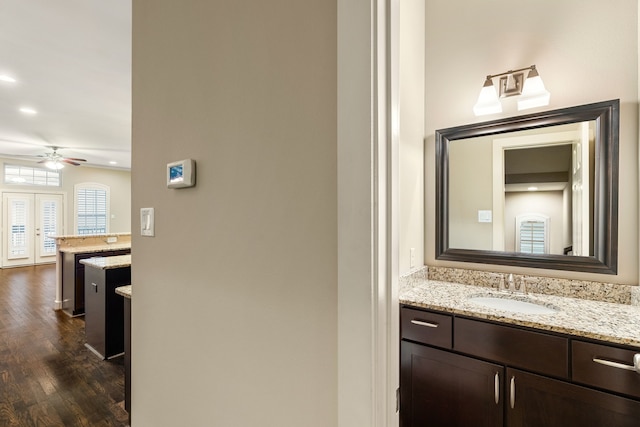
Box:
[131,1,337,426]
[414,0,639,283]
[0,157,131,233]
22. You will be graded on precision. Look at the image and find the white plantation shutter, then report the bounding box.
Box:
[516,214,549,255]
[41,200,58,255]
[75,184,109,235]
[9,198,29,258]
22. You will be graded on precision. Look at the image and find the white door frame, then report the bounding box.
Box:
[338,0,399,426]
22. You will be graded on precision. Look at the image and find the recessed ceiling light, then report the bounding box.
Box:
[109,161,118,165]
[0,75,16,83]
[527,186,538,191]
[19,107,37,115]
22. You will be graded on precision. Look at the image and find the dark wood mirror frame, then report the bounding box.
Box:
[435,99,619,274]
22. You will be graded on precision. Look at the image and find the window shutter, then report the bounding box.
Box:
[76,186,108,235]
[519,220,546,254]
[9,199,28,258]
[41,200,58,255]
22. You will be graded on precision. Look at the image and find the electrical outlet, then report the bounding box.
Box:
[410,248,416,268]
[106,236,118,243]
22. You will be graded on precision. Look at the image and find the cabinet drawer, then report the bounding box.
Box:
[454,317,569,379]
[401,307,452,349]
[572,340,640,399]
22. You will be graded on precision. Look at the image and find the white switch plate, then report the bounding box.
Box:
[478,210,492,223]
[107,236,118,243]
[141,207,155,236]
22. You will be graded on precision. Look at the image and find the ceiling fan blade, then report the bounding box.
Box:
[64,157,87,162]
[62,159,81,166]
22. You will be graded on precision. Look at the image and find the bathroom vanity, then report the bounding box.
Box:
[400,277,640,427]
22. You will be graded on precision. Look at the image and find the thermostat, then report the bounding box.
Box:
[167,159,196,188]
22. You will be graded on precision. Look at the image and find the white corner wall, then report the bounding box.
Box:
[131,1,338,426]
[398,0,425,275]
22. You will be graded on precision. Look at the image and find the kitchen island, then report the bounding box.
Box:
[80,254,131,359]
[116,284,132,423]
[55,233,131,316]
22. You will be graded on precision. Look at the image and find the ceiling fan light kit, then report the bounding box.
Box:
[37,146,87,169]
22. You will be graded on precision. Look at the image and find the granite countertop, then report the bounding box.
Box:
[58,242,131,254]
[400,280,640,348]
[80,254,132,269]
[53,232,131,239]
[115,285,132,299]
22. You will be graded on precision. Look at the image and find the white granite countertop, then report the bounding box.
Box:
[58,242,131,254]
[115,285,132,299]
[80,254,132,270]
[400,280,640,348]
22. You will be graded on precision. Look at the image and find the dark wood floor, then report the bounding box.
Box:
[0,264,128,426]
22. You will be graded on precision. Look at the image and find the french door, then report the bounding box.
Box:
[2,192,64,267]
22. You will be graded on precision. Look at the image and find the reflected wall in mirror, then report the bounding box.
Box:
[435,99,619,274]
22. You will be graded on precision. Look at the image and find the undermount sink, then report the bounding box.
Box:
[468,295,558,315]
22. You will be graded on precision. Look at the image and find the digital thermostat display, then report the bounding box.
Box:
[169,165,184,183]
[167,159,195,188]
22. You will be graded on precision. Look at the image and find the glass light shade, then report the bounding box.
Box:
[45,160,64,170]
[473,79,502,116]
[517,70,550,111]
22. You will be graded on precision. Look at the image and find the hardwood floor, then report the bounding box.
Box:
[0,264,128,426]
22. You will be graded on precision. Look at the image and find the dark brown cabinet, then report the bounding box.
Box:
[506,368,640,427]
[400,305,640,427]
[84,264,130,359]
[61,248,130,316]
[401,341,504,427]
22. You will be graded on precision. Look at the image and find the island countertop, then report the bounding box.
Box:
[115,285,132,299]
[401,279,640,348]
[80,254,132,270]
[58,243,131,254]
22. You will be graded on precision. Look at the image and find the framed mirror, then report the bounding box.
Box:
[435,99,619,274]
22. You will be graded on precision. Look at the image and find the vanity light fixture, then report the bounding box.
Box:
[473,65,550,116]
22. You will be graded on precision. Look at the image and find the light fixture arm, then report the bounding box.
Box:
[485,65,537,81]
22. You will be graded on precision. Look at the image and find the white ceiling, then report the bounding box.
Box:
[0,0,131,170]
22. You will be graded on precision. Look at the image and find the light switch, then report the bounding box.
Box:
[478,210,492,223]
[141,207,155,236]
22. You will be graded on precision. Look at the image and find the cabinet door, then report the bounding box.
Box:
[401,341,504,427]
[506,368,640,427]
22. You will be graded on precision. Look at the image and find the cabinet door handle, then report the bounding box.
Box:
[410,319,438,328]
[494,372,500,405]
[91,282,98,293]
[509,376,515,409]
[593,355,640,373]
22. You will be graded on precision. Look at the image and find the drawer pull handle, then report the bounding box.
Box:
[410,319,439,328]
[509,376,515,409]
[593,356,640,373]
[494,372,500,405]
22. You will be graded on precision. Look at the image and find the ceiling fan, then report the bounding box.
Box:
[37,146,87,169]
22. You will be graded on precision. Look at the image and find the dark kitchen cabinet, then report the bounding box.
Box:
[84,264,130,359]
[61,248,130,316]
[400,305,640,427]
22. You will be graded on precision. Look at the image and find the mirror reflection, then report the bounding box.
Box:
[435,99,619,274]
[449,121,595,257]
